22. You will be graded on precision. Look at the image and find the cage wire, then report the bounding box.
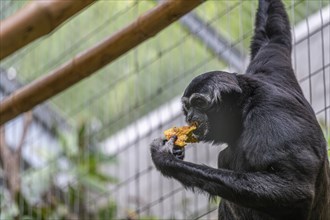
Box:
[0,0,329,220]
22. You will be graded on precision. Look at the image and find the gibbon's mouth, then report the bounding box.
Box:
[190,121,208,141]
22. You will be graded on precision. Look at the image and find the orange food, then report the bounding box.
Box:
[164,124,198,147]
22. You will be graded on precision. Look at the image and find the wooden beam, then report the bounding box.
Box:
[0,0,204,125]
[0,69,70,131]
[0,0,96,60]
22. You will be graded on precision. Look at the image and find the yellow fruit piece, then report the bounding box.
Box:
[164,124,198,147]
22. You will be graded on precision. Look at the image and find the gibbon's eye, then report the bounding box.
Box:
[182,104,188,115]
[190,95,210,110]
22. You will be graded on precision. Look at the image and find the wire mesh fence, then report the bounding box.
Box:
[0,0,329,219]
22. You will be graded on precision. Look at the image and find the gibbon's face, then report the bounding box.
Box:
[181,91,211,141]
[181,71,242,143]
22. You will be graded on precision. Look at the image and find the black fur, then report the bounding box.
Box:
[150,0,330,219]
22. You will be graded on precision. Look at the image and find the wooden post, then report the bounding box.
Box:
[0,0,204,125]
[0,0,96,60]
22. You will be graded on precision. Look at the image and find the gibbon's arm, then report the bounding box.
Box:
[150,138,313,217]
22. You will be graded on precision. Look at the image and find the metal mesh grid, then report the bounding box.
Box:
[0,1,329,219]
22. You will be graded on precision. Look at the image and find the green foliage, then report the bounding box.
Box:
[2,0,327,136]
[97,200,117,220]
[55,122,118,216]
[0,122,118,219]
[57,122,118,193]
[2,1,221,138]
[2,1,327,138]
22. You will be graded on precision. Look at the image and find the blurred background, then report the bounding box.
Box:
[0,0,329,219]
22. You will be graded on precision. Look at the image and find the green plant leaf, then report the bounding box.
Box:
[97,200,117,220]
[90,172,118,184]
[78,122,87,152]
[57,130,78,159]
[78,174,108,192]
